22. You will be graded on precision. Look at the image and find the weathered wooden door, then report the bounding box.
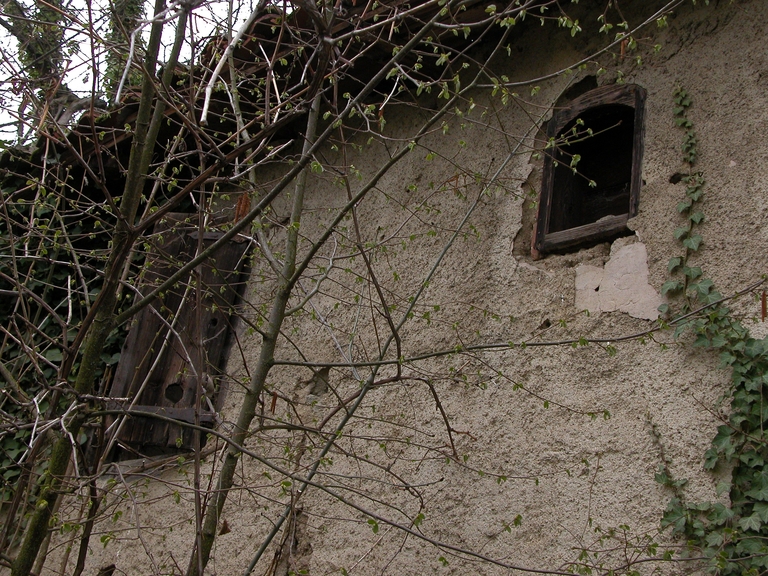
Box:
[109,214,249,453]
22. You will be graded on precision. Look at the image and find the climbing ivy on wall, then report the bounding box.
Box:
[0,171,128,504]
[659,88,768,575]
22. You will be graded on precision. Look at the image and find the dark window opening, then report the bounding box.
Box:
[534,84,645,255]
[548,104,635,231]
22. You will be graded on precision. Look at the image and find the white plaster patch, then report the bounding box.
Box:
[575,242,661,320]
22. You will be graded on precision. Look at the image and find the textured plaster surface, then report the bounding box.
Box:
[575,239,663,320]
[29,1,768,575]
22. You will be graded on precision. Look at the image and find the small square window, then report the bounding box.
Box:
[533,84,646,255]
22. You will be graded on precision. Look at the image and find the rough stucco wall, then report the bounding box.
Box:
[34,1,768,575]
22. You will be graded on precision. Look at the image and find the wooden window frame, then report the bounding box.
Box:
[533,84,646,255]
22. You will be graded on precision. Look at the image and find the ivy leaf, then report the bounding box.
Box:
[754,503,768,522]
[739,513,762,532]
[745,375,763,392]
[693,334,710,347]
[667,257,682,273]
[674,226,689,240]
[745,486,768,501]
[677,199,692,213]
[661,280,683,295]
[44,348,63,362]
[710,334,727,348]
[661,499,687,533]
[740,451,765,467]
[705,531,723,547]
[745,339,766,358]
[689,211,705,224]
[709,502,736,525]
[712,426,734,456]
[103,351,121,365]
[704,447,719,470]
[735,537,764,555]
[683,234,702,251]
[699,290,723,305]
[682,266,702,279]
[715,482,732,497]
[697,278,714,293]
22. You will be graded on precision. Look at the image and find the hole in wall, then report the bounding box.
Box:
[164,383,184,403]
[548,104,635,233]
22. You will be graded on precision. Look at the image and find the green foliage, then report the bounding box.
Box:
[104,0,146,100]
[0,168,128,509]
[659,88,768,574]
[3,0,65,87]
[660,88,712,307]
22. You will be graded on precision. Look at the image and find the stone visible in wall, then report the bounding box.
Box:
[574,239,662,320]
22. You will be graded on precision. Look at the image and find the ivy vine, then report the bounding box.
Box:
[659,88,768,575]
